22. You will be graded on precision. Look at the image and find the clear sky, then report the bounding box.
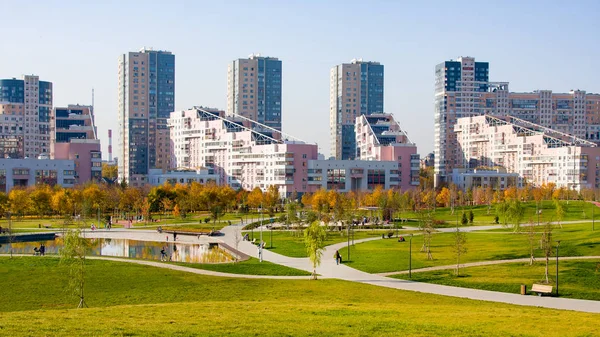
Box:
[1,0,599,159]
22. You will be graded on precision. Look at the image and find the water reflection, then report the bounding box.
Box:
[0,238,234,264]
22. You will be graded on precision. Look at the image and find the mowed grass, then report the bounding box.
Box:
[340,223,600,273]
[246,230,404,257]
[392,260,600,301]
[172,257,310,276]
[403,200,599,225]
[0,257,599,336]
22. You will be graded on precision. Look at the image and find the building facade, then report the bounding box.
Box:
[169,107,317,197]
[51,105,102,184]
[330,59,384,160]
[451,168,521,191]
[454,115,600,190]
[227,54,282,131]
[307,160,400,192]
[0,75,52,159]
[118,48,175,186]
[355,113,419,189]
[434,56,600,187]
[0,158,75,193]
[434,56,490,187]
[148,168,219,186]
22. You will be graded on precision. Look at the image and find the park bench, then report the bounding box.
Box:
[43,224,52,229]
[0,227,9,234]
[531,284,553,296]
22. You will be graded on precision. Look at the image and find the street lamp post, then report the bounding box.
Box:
[347,221,350,262]
[260,204,263,262]
[409,234,413,279]
[556,240,561,297]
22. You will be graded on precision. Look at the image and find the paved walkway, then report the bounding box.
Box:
[219,224,600,313]
[379,256,600,276]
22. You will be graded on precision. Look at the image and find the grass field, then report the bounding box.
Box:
[392,260,600,301]
[403,200,599,225]
[339,223,600,273]
[0,257,599,336]
[245,229,409,257]
[172,257,311,276]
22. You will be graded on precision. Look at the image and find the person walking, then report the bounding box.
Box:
[335,250,341,265]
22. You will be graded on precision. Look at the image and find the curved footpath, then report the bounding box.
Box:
[379,256,600,276]
[220,225,600,314]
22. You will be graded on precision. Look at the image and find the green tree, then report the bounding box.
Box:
[461,212,468,225]
[304,221,326,280]
[60,229,90,308]
[453,227,468,276]
[554,199,565,229]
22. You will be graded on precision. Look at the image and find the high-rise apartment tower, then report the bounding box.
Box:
[227,54,282,131]
[0,75,52,158]
[118,48,175,186]
[330,59,384,160]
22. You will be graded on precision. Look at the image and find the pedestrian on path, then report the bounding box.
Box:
[335,250,342,265]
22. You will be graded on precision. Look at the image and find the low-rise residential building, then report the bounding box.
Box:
[0,157,76,193]
[454,115,600,190]
[51,105,102,184]
[307,160,400,192]
[148,168,219,186]
[451,168,521,191]
[355,113,419,189]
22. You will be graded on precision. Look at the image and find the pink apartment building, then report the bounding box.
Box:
[169,107,317,197]
[355,114,420,190]
[455,115,600,190]
[51,105,102,184]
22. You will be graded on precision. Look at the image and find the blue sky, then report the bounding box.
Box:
[1,0,599,158]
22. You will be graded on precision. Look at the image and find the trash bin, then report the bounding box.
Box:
[520,284,526,295]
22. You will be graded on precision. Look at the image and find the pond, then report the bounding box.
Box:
[0,238,234,264]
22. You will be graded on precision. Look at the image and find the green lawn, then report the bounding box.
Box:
[402,200,599,225]
[340,223,600,273]
[246,229,407,257]
[171,257,310,276]
[392,260,600,301]
[0,257,599,336]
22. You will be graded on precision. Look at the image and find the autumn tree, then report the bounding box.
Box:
[8,189,30,218]
[263,185,280,217]
[247,187,264,212]
[29,185,53,218]
[436,187,450,208]
[101,163,118,180]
